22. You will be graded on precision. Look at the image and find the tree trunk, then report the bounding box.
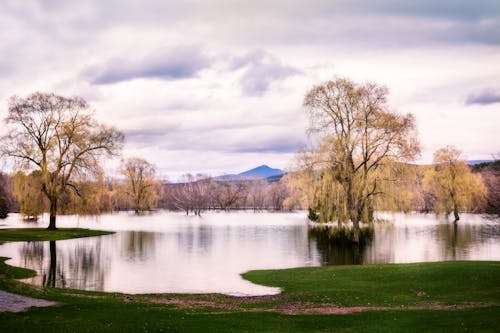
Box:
[352,220,360,244]
[47,197,57,230]
[453,203,460,222]
[451,191,460,222]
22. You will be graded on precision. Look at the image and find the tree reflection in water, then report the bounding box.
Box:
[124,231,157,261]
[436,222,475,260]
[20,238,106,290]
[308,225,374,265]
[44,241,58,287]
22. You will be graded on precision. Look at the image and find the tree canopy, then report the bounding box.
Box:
[1,92,123,229]
[120,157,159,213]
[423,146,487,221]
[301,78,420,241]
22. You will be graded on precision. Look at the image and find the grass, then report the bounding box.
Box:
[0,230,499,332]
[0,260,498,332]
[242,261,500,306]
[0,257,36,280]
[0,228,114,242]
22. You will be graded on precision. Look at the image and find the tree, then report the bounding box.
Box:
[423,146,487,221]
[0,172,11,219]
[120,158,159,213]
[212,178,248,211]
[247,179,268,211]
[166,174,212,215]
[267,180,288,211]
[12,171,47,220]
[472,160,500,214]
[302,78,420,241]
[1,92,123,229]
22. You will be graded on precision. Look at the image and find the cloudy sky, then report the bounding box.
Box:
[0,0,499,179]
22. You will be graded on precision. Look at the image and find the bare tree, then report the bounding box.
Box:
[267,180,288,211]
[168,174,211,215]
[302,78,420,242]
[1,92,123,229]
[213,178,248,211]
[247,179,268,211]
[120,158,159,213]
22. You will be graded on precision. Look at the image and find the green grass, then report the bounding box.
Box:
[0,228,114,242]
[243,261,500,306]
[0,257,36,280]
[0,259,498,332]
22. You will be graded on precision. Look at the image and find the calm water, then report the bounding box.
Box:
[0,211,499,296]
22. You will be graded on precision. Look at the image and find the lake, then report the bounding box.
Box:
[0,211,499,296]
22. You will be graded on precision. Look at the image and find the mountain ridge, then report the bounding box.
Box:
[215,164,285,182]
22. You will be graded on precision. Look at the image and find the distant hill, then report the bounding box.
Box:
[216,165,285,182]
[468,160,494,165]
[238,165,284,179]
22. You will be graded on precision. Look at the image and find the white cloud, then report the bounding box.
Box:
[0,0,499,177]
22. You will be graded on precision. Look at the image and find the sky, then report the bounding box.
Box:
[0,0,499,180]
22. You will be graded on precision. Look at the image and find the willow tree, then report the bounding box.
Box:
[303,78,420,241]
[423,146,487,221]
[1,92,124,229]
[120,158,159,213]
[12,171,47,220]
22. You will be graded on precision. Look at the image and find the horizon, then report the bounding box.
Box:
[0,1,499,180]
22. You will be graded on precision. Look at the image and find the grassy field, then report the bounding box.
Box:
[0,230,499,332]
[0,228,114,242]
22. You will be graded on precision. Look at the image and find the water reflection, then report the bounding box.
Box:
[308,226,374,265]
[0,212,498,295]
[19,237,108,290]
[44,241,57,287]
[123,231,157,261]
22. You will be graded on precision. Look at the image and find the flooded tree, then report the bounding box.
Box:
[120,158,159,213]
[267,180,288,211]
[167,174,212,215]
[302,78,420,242]
[423,146,487,221]
[1,92,123,229]
[247,179,268,211]
[213,178,248,211]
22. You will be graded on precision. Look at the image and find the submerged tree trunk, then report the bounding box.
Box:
[47,197,57,230]
[451,191,460,222]
[453,203,460,222]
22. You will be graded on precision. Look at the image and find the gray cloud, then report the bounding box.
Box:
[123,119,305,155]
[231,50,300,96]
[339,0,499,21]
[466,89,500,105]
[229,141,303,154]
[84,45,211,84]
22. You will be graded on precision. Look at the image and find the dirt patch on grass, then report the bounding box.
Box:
[115,294,494,315]
[270,302,383,315]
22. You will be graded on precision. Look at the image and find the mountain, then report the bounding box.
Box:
[238,165,284,179]
[467,160,494,165]
[215,165,285,182]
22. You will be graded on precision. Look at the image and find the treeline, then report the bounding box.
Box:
[471,160,500,214]
[1,159,498,220]
[0,170,298,219]
[289,158,499,220]
[161,175,292,215]
[0,171,141,219]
